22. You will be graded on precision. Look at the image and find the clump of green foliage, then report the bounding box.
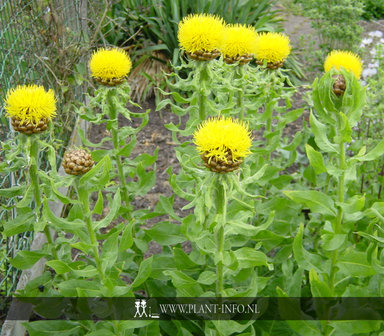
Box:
[297,0,364,52]
[362,0,384,20]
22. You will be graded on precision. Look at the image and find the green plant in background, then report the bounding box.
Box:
[352,44,384,201]
[106,0,280,57]
[297,0,364,53]
[362,0,384,20]
[98,0,295,101]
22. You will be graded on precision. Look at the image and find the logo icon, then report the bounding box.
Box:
[133,299,159,319]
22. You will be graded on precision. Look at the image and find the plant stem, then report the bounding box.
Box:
[76,180,105,284]
[29,136,58,260]
[198,61,208,121]
[236,66,245,121]
[329,137,346,292]
[107,91,132,219]
[215,176,227,297]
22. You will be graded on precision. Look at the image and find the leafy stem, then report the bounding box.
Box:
[236,65,245,121]
[28,135,58,260]
[75,179,106,284]
[329,123,347,293]
[198,61,209,121]
[106,90,132,219]
[215,175,227,297]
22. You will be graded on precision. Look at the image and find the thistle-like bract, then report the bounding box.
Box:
[324,50,362,79]
[194,116,252,173]
[89,48,132,86]
[254,32,291,68]
[178,14,225,60]
[222,24,257,64]
[5,85,56,134]
[62,148,94,176]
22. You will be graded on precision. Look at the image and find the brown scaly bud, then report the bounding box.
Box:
[332,74,346,96]
[94,76,127,87]
[62,149,94,176]
[256,60,284,69]
[187,49,221,61]
[11,117,49,135]
[201,150,243,174]
[224,53,253,65]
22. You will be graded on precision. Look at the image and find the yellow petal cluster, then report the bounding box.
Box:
[222,24,257,58]
[254,32,291,63]
[194,116,252,163]
[89,48,132,80]
[178,14,225,53]
[324,50,362,79]
[4,85,56,125]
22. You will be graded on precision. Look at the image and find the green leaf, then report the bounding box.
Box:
[305,144,326,174]
[309,112,338,153]
[71,265,98,278]
[173,247,199,269]
[197,271,216,285]
[92,191,103,215]
[339,112,352,143]
[57,279,102,296]
[23,321,81,336]
[50,180,75,205]
[163,270,203,297]
[118,321,154,330]
[86,329,116,336]
[293,223,324,273]
[131,256,153,288]
[79,155,112,186]
[46,260,71,274]
[10,250,46,270]
[0,185,25,197]
[43,199,85,232]
[354,138,384,162]
[276,287,322,335]
[94,191,121,230]
[337,250,376,277]
[119,220,134,251]
[212,321,254,336]
[101,230,120,272]
[134,163,156,197]
[154,195,181,221]
[145,221,185,245]
[16,185,33,208]
[357,231,384,246]
[284,190,336,217]
[309,269,333,297]
[329,320,381,335]
[321,234,347,251]
[233,247,268,268]
[3,212,34,237]
[150,255,176,280]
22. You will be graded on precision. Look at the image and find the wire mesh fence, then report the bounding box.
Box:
[0,0,88,298]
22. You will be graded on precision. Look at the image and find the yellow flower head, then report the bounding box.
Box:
[89,48,132,81]
[324,50,362,79]
[4,85,56,125]
[222,24,257,58]
[254,32,291,63]
[194,116,252,165]
[178,14,225,53]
